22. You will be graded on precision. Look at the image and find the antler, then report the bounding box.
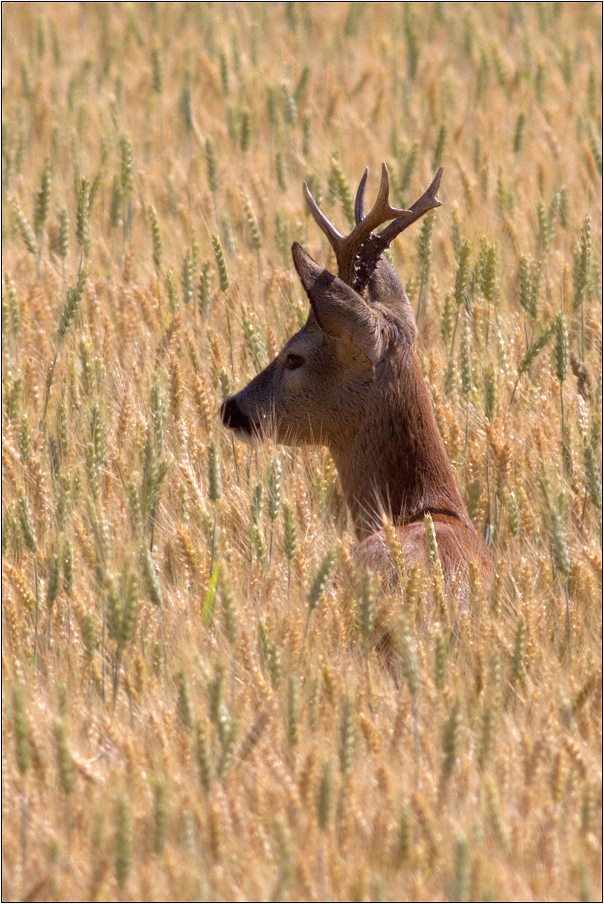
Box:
[375,167,443,247]
[303,164,443,292]
[303,163,411,286]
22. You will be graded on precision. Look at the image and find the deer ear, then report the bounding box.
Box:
[366,258,417,344]
[291,242,383,365]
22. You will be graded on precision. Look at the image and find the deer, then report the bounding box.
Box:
[221,164,495,596]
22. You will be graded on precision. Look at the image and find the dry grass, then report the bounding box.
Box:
[2,3,602,901]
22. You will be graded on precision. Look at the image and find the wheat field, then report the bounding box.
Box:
[1,3,602,901]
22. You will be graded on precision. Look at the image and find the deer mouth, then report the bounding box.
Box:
[220,396,263,441]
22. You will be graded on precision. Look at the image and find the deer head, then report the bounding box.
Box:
[221,164,443,455]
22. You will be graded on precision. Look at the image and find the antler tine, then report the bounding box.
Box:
[361,163,411,234]
[354,169,369,225]
[303,181,345,251]
[377,167,444,247]
[303,163,412,285]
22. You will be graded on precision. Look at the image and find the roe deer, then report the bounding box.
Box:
[221,164,494,590]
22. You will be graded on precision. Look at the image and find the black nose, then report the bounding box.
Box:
[220,396,252,431]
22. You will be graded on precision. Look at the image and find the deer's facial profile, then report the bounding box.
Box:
[220,244,415,448]
[221,162,441,452]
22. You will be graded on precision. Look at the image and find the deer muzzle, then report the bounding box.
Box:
[220,395,263,440]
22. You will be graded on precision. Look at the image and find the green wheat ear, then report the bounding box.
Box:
[282,502,297,563]
[330,155,355,228]
[120,135,134,199]
[152,778,168,855]
[148,206,162,272]
[197,260,212,318]
[307,549,336,614]
[432,124,447,172]
[176,671,193,732]
[54,719,74,795]
[454,238,471,310]
[286,676,299,748]
[207,442,221,503]
[195,721,212,792]
[212,234,229,293]
[75,177,90,258]
[242,193,262,252]
[442,698,462,778]
[11,197,37,255]
[12,686,31,777]
[114,794,133,893]
[150,42,163,95]
[433,628,447,692]
[205,137,219,195]
[181,254,194,306]
[357,569,377,650]
[33,157,52,240]
[317,760,332,832]
[338,696,356,776]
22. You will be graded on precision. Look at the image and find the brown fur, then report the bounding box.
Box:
[221,235,494,592]
[355,516,494,589]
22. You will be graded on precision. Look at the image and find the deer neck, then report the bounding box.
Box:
[329,351,471,540]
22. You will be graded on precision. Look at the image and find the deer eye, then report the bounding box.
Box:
[284,353,305,371]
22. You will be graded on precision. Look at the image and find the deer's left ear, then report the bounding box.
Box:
[292,242,384,365]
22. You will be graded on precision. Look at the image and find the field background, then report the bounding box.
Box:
[2,3,602,901]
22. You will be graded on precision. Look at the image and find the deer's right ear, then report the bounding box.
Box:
[292,242,383,365]
[366,259,418,344]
